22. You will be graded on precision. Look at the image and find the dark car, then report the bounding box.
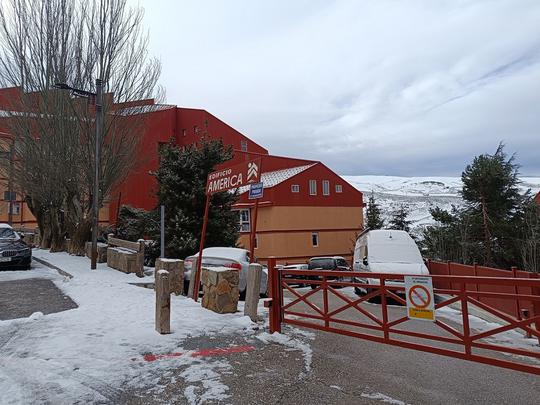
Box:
[0,225,32,270]
[307,256,351,289]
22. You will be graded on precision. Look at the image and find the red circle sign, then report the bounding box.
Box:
[408,285,431,308]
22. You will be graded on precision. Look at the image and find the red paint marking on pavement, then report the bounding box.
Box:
[137,345,256,362]
[191,345,255,358]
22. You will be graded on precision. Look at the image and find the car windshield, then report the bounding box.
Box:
[309,258,335,270]
[336,259,349,267]
[0,228,18,240]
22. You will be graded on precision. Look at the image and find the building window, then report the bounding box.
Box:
[240,140,248,152]
[322,180,330,196]
[311,232,319,247]
[335,184,343,193]
[291,184,300,193]
[239,209,250,232]
[9,202,21,215]
[3,191,16,201]
[309,180,317,195]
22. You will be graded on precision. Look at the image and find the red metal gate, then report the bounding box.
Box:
[266,258,540,375]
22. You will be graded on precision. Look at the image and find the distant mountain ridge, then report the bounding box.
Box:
[341,175,540,233]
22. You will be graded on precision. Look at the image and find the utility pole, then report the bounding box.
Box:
[7,141,14,226]
[54,80,103,270]
[91,78,103,270]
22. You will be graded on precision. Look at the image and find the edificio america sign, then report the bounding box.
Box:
[206,158,261,195]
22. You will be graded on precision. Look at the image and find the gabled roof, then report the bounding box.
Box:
[238,163,317,194]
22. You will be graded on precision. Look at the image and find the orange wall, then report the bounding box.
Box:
[236,205,363,264]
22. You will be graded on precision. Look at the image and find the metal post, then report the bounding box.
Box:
[192,196,210,301]
[7,141,14,226]
[91,78,103,270]
[249,199,259,263]
[160,205,165,258]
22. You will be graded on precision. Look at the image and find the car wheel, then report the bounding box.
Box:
[354,286,364,296]
[310,284,317,289]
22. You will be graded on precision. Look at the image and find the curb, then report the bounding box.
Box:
[33,256,74,279]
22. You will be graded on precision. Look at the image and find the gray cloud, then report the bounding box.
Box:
[134,0,540,176]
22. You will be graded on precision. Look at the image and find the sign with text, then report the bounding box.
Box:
[206,158,261,195]
[248,182,264,199]
[405,276,435,321]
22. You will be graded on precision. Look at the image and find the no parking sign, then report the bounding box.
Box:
[405,276,435,321]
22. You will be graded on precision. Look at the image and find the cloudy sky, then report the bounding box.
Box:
[134,0,540,176]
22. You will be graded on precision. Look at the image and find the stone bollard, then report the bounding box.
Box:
[155,270,171,334]
[85,241,108,263]
[244,263,262,322]
[188,258,199,299]
[201,267,239,314]
[155,258,184,295]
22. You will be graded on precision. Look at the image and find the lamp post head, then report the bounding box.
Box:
[52,82,72,90]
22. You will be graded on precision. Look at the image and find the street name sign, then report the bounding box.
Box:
[206,158,261,195]
[405,276,435,321]
[248,182,264,199]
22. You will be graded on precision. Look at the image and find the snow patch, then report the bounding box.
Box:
[361,391,411,405]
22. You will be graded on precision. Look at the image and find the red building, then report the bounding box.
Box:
[0,88,364,262]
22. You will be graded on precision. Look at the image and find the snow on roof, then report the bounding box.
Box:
[0,223,13,228]
[238,164,316,194]
[113,104,176,116]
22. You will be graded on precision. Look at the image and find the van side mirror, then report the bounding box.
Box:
[362,256,368,266]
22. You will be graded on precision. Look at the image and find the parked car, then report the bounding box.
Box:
[307,256,351,289]
[282,263,309,287]
[184,247,268,299]
[352,229,429,296]
[0,224,32,270]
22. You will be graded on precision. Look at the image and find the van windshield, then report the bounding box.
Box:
[369,241,423,264]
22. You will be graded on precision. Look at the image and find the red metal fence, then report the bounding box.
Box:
[427,260,539,321]
[266,258,540,375]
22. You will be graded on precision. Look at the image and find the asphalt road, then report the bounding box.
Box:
[0,277,78,320]
[118,287,539,404]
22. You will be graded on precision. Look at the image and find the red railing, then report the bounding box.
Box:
[266,257,540,375]
[427,260,540,322]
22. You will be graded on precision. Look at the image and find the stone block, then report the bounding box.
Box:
[155,258,184,295]
[201,267,239,314]
[85,242,108,263]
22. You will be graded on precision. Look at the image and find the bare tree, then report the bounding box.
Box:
[521,203,540,273]
[0,0,162,254]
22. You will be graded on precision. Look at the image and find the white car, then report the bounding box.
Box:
[184,247,268,298]
[352,229,429,296]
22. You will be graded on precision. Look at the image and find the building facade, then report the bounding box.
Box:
[0,87,364,261]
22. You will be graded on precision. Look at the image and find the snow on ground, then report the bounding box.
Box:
[360,391,411,405]
[341,175,540,234]
[0,250,259,404]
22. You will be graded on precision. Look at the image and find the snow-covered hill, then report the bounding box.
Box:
[341,175,540,232]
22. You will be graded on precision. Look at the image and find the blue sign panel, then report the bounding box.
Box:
[248,182,264,199]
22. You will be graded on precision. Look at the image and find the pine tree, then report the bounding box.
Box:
[154,138,240,259]
[461,143,527,267]
[366,192,385,230]
[388,204,412,233]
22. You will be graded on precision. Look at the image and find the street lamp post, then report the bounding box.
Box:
[53,79,103,270]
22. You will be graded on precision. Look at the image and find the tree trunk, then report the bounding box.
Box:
[49,210,65,252]
[481,196,493,267]
[68,219,92,256]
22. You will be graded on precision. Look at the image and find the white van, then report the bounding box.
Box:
[352,229,429,295]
